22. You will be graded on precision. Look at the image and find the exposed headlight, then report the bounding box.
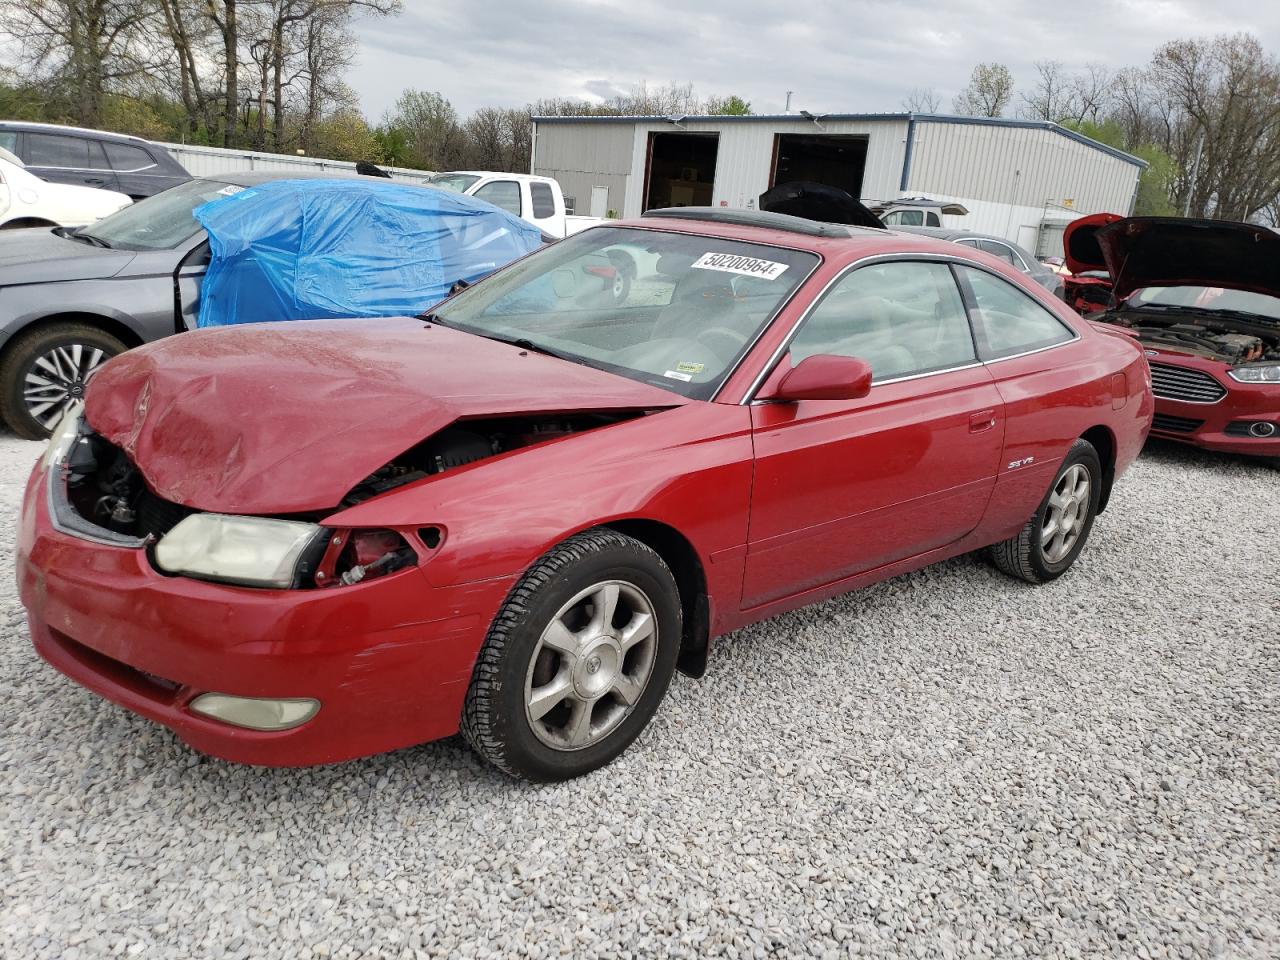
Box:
[154,513,324,588]
[1229,363,1280,383]
[40,401,85,470]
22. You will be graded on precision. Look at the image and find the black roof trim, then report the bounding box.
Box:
[642,206,858,238]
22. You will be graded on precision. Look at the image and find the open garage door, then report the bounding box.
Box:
[643,132,719,211]
[770,134,868,199]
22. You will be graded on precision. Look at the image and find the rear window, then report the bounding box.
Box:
[103,142,155,171]
[530,181,556,219]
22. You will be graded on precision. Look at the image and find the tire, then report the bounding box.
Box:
[989,438,1103,584]
[0,323,126,439]
[462,528,682,781]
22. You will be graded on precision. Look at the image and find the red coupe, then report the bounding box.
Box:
[1065,214,1280,463]
[18,208,1153,780]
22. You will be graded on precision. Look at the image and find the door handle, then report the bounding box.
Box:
[85,178,106,185]
[969,409,997,433]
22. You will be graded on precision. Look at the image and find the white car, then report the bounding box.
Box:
[0,147,132,230]
[427,171,603,238]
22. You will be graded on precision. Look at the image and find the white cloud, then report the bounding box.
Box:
[347,0,1280,119]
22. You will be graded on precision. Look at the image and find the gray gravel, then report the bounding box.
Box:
[1,433,1277,959]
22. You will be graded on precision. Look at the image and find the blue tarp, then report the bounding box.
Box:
[193,178,542,328]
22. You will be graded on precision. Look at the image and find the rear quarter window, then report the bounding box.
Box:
[959,266,1076,359]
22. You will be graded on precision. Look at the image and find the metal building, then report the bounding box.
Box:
[160,142,434,184]
[531,113,1145,254]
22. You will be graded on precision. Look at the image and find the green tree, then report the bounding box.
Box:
[1063,119,1178,216]
[706,94,751,116]
[953,63,1014,117]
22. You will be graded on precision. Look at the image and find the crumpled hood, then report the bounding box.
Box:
[1064,214,1280,301]
[85,316,687,514]
[0,228,135,286]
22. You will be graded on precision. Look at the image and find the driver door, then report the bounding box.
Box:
[743,260,1005,608]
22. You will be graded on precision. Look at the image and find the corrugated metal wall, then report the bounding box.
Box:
[620,118,909,218]
[161,143,435,183]
[530,116,1143,241]
[906,121,1139,219]
[531,123,634,216]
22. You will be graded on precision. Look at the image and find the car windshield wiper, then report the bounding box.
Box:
[480,332,577,362]
[69,229,112,249]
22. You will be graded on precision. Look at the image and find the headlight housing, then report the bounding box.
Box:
[1229,363,1280,383]
[154,513,325,588]
[41,401,85,470]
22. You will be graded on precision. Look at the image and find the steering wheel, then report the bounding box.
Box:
[694,326,747,362]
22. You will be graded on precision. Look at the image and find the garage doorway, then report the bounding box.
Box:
[770,134,868,198]
[643,132,719,211]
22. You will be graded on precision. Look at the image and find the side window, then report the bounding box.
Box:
[959,266,1076,359]
[789,261,976,382]
[26,133,91,168]
[103,142,156,171]
[926,211,941,226]
[529,181,556,219]
[885,210,924,226]
[474,180,522,217]
[976,239,1018,267]
[0,131,17,155]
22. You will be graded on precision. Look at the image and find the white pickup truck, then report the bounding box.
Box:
[427,171,603,238]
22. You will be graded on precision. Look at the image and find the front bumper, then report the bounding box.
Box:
[17,465,512,766]
[1150,382,1280,458]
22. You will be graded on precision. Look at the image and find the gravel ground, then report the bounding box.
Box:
[1,434,1277,959]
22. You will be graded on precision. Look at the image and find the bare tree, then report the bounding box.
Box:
[1020,61,1075,122]
[902,87,942,112]
[1066,63,1112,124]
[0,0,159,127]
[953,63,1014,117]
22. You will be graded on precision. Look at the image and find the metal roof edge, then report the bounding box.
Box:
[530,112,1147,168]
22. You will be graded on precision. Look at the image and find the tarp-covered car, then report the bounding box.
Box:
[0,172,541,438]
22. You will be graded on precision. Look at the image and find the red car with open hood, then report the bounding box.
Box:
[18,208,1153,780]
[1064,213,1280,463]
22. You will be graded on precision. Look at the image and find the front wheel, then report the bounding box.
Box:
[462,529,682,781]
[0,323,126,439]
[989,438,1102,584]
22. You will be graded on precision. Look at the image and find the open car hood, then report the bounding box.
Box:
[759,182,886,230]
[1064,214,1280,301]
[84,317,686,515]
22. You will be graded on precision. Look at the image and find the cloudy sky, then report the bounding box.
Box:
[347,0,1280,120]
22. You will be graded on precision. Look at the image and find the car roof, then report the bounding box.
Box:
[202,170,409,187]
[894,225,1034,250]
[609,210,981,262]
[0,120,156,146]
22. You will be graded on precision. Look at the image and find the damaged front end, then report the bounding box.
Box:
[46,404,650,591]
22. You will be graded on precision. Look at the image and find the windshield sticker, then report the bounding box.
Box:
[692,252,789,280]
[663,369,694,382]
[675,361,705,375]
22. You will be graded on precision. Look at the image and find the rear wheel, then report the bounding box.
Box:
[989,439,1102,584]
[0,323,126,439]
[462,529,681,781]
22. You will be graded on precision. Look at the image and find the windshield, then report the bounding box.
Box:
[428,173,481,193]
[431,226,819,399]
[1130,286,1280,323]
[77,179,242,250]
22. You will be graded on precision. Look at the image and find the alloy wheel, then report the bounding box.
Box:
[524,580,658,751]
[24,344,110,430]
[1041,463,1091,563]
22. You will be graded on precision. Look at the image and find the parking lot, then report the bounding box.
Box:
[1,431,1276,959]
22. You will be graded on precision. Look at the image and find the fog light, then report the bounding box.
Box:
[189,693,320,731]
[1248,421,1277,438]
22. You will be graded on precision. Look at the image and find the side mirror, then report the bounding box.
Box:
[758,354,873,402]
